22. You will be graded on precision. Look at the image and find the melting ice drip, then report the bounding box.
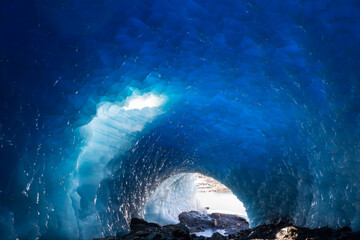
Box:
[70,91,166,239]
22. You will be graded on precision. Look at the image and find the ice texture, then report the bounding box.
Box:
[1,0,360,239]
[144,173,204,225]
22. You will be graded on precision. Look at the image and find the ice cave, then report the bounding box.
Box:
[143,173,248,226]
[1,0,360,239]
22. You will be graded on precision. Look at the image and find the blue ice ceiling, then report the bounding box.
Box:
[1,0,360,239]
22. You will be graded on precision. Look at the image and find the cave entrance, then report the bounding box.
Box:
[143,173,249,236]
[194,173,248,219]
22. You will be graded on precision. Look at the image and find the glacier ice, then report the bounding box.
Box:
[143,173,249,226]
[69,91,166,239]
[144,173,204,225]
[0,0,360,239]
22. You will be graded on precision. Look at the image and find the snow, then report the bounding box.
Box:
[196,192,249,222]
[195,229,226,238]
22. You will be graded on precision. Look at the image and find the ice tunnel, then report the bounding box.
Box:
[143,173,248,226]
[1,0,360,239]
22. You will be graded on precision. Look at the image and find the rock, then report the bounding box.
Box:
[171,223,191,239]
[228,223,360,240]
[247,223,279,239]
[209,213,248,234]
[130,218,161,233]
[131,218,149,226]
[275,226,298,240]
[175,223,191,235]
[210,232,226,240]
[179,211,249,235]
[298,226,334,240]
[135,231,150,237]
[145,233,162,240]
[161,223,191,239]
[94,237,117,240]
[94,218,360,240]
[179,211,214,230]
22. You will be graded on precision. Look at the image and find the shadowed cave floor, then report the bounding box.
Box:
[94,217,360,240]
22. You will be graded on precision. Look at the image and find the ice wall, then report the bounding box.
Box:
[1,0,360,239]
[70,91,166,239]
[144,173,203,225]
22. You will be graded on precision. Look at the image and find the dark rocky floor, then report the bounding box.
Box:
[228,222,360,240]
[178,211,249,235]
[94,217,360,240]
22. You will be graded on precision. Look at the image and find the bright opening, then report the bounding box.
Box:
[195,173,248,220]
[123,93,166,110]
[144,173,249,237]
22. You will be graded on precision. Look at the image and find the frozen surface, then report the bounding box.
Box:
[144,173,248,225]
[1,0,360,239]
[195,229,226,238]
[196,192,248,221]
[70,91,165,239]
[144,173,204,225]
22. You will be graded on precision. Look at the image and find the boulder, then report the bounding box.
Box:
[179,211,249,235]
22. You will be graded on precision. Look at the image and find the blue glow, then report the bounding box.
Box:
[0,0,360,239]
